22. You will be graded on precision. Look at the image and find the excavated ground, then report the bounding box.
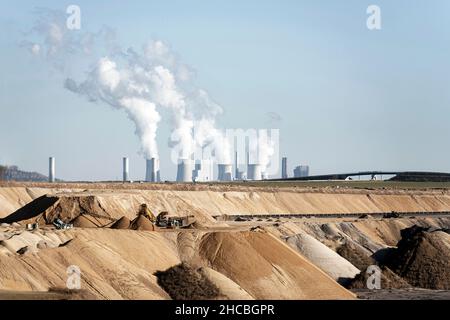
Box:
[1,183,450,300]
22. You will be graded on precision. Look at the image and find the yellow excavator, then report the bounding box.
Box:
[138,204,195,229]
[139,204,157,223]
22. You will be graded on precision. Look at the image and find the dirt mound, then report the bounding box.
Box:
[285,232,360,282]
[45,196,118,226]
[130,215,155,231]
[199,231,355,299]
[0,195,117,227]
[0,195,58,224]
[111,217,131,229]
[337,241,375,271]
[154,263,221,300]
[386,225,450,290]
[334,241,409,288]
[72,215,98,228]
[347,265,410,290]
[337,241,410,290]
[0,228,179,299]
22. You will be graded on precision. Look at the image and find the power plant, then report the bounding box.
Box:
[45,151,286,183]
[49,157,55,183]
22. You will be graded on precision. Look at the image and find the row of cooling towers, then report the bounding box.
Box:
[132,156,267,182]
[47,156,267,183]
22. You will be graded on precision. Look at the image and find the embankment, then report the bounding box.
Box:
[2,185,450,223]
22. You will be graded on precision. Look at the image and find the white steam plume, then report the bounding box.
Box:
[25,9,235,166]
[64,57,161,159]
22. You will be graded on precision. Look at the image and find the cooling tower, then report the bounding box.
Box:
[218,164,233,181]
[176,159,193,182]
[123,157,129,182]
[247,164,262,180]
[236,170,246,180]
[145,158,159,182]
[49,157,55,183]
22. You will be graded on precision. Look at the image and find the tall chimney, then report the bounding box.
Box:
[123,157,129,182]
[49,157,55,183]
[235,151,239,180]
[282,157,288,179]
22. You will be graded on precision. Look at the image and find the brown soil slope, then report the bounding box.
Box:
[0,228,180,299]
[0,186,81,217]
[199,230,355,299]
[0,226,354,300]
[2,186,450,222]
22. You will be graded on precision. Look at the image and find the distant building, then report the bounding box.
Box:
[282,157,288,179]
[293,165,310,178]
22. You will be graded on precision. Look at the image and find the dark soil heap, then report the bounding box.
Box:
[385,225,450,290]
[347,265,410,290]
[337,241,410,289]
[0,195,116,226]
[154,263,221,300]
[337,241,374,271]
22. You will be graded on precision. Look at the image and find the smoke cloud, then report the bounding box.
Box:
[25,9,283,174]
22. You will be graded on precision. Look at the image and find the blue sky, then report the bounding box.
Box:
[1,1,450,181]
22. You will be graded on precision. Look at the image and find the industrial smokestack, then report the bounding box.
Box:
[218,164,233,181]
[49,157,55,183]
[247,164,262,180]
[235,151,239,180]
[123,157,129,182]
[145,158,159,182]
[282,157,288,179]
[176,159,193,182]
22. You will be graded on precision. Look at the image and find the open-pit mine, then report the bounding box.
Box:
[1,181,450,300]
